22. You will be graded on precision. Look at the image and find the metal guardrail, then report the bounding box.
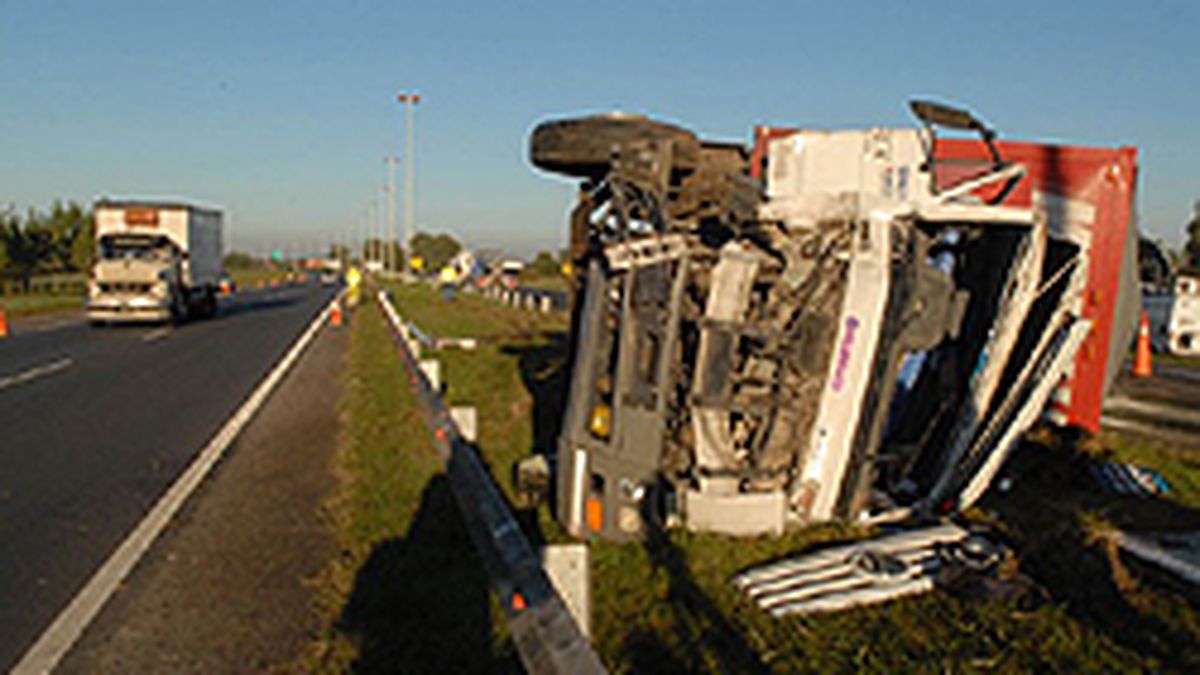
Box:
[0,278,88,296]
[376,289,605,675]
[517,286,568,311]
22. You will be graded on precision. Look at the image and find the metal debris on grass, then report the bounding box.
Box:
[732,523,1008,617]
[1088,460,1170,497]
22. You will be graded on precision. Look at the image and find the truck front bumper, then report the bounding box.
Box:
[87,296,173,323]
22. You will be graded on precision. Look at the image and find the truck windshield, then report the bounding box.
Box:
[100,235,176,262]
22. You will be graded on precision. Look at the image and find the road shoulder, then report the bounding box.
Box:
[58,320,347,673]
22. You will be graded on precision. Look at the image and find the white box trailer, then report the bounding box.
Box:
[88,200,224,323]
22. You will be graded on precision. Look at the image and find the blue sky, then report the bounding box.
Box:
[2,1,1196,256]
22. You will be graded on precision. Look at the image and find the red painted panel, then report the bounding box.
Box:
[937,138,1139,432]
[750,126,797,179]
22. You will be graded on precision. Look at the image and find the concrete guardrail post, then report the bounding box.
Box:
[419,359,440,393]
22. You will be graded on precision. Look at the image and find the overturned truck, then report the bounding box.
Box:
[530,102,1139,540]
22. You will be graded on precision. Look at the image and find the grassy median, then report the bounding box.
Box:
[365,282,1199,672]
[0,293,83,319]
[297,295,518,674]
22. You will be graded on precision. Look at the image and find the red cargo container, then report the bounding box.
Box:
[935,139,1139,433]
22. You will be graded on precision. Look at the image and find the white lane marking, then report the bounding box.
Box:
[141,327,172,343]
[0,358,74,393]
[12,292,342,675]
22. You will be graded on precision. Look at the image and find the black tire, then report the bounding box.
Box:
[529,114,701,179]
[204,288,218,318]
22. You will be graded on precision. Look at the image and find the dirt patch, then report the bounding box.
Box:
[58,323,347,673]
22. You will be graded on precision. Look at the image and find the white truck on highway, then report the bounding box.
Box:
[87,200,223,324]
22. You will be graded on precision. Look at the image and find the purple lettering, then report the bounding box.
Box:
[831,316,859,392]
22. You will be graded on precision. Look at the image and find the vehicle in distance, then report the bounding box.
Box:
[87,200,223,324]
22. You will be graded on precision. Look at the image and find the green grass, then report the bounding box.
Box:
[383,280,567,541]
[294,296,518,673]
[1093,429,1200,510]
[385,282,562,340]
[371,282,1200,672]
[0,273,86,320]
[0,293,83,319]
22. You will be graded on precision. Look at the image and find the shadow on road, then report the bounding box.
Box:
[337,474,521,674]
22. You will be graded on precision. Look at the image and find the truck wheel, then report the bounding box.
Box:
[170,291,187,323]
[203,288,218,318]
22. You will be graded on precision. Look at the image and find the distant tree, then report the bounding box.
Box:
[1,215,55,290]
[1186,201,1200,268]
[224,251,264,269]
[70,213,95,271]
[410,232,461,273]
[362,238,384,266]
[41,201,90,272]
[0,208,11,274]
[328,243,349,262]
[526,250,559,277]
[389,242,405,271]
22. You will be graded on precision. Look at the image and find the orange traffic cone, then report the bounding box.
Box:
[1133,310,1152,378]
[0,305,8,338]
[330,299,343,327]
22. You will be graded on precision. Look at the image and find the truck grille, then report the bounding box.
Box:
[98,282,154,294]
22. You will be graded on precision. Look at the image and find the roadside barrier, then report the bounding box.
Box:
[376,289,605,675]
[0,278,88,296]
[0,305,8,338]
[478,284,567,314]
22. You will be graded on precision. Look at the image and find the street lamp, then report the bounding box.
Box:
[396,91,420,277]
[384,156,399,275]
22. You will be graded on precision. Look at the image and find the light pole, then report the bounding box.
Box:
[396,91,420,277]
[369,194,379,267]
[384,156,399,275]
[359,210,367,265]
[362,204,372,269]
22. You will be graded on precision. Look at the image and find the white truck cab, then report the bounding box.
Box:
[87,201,223,324]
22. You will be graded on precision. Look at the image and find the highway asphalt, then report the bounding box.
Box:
[0,281,337,671]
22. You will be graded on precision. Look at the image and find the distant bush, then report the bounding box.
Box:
[1,200,92,290]
[223,251,267,269]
